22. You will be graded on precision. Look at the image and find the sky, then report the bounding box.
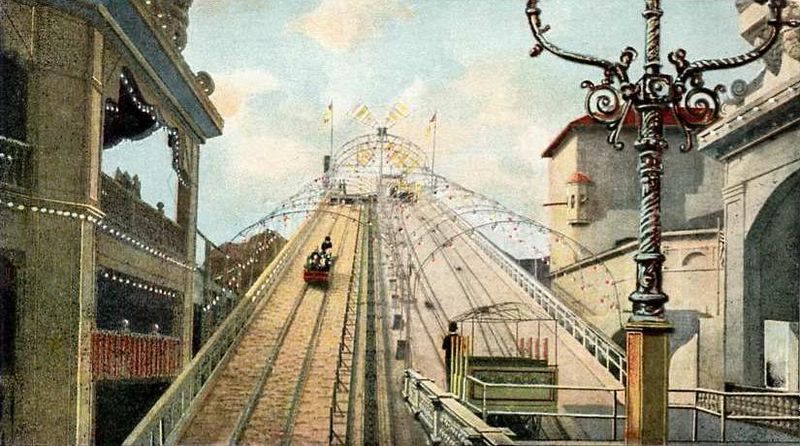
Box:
[109,0,761,244]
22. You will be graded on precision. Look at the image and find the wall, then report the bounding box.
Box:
[723,133,800,386]
[546,133,579,269]
[552,230,725,390]
[546,125,723,273]
[0,4,102,443]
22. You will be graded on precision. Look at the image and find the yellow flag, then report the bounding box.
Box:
[322,101,333,124]
[351,103,374,126]
[425,111,437,139]
[386,101,409,125]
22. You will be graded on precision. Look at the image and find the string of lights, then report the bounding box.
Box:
[109,69,189,188]
[98,267,179,298]
[0,193,195,270]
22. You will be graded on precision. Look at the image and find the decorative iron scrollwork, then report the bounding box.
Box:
[525,0,799,324]
[526,0,799,153]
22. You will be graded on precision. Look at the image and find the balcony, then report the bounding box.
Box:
[91,330,182,380]
[100,173,186,257]
[0,136,32,190]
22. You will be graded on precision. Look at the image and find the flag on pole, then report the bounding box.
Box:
[322,101,333,124]
[350,103,375,127]
[386,101,409,126]
[425,111,438,138]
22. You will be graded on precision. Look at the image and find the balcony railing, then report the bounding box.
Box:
[691,387,800,439]
[100,174,186,257]
[0,136,32,190]
[91,330,181,380]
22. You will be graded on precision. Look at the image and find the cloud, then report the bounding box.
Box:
[387,60,551,220]
[198,116,324,241]
[289,0,413,51]
[396,77,427,104]
[211,69,280,118]
[453,64,528,128]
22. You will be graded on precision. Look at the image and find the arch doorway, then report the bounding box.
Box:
[744,169,800,390]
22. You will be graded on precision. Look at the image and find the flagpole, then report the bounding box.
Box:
[329,102,334,173]
[431,111,438,190]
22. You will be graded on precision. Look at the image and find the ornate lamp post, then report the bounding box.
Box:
[525,0,797,443]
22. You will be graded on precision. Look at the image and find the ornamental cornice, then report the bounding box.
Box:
[698,75,800,160]
[135,0,193,52]
[725,1,800,106]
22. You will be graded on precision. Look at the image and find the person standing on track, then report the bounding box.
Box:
[442,321,461,392]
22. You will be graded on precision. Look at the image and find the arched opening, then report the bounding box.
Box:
[680,251,707,268]
[101,68,185,222]
[743,169,800,389]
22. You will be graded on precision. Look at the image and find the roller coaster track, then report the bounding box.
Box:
[417,199,524,356]
[119,208,360,444]
[389,201,450,369]
[425,194,628,384]
[236,212,357,444]
[402,201,510,357]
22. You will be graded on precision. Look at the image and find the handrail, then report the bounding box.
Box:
[459,373,800,443]
[122,204,324,446]
[464,374,623,440]
[427,197,628,384]
[403,370,515,446]
[670,387,800,442]
[465,374,623,392]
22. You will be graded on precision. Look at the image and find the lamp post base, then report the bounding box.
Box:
[625,320,672,445]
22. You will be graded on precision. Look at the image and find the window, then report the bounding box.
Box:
[0,52,27,141]
[764,320,799,390]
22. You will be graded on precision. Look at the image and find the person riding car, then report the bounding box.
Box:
[321,236,333,254]
[307,251,321,270]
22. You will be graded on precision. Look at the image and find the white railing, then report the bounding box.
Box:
[464,375,625,441]
[122,207,322,446]
[403,370,515,446]
[672,387,800,442]
[428,198,628,384]
[456,374,800,443]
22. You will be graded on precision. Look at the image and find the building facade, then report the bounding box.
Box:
[542,112,724,270]
[541,111,726,390]
[0,1,222,444]
[698,0,800,392]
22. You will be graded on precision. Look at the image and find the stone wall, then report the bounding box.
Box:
[551,230,725,390]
